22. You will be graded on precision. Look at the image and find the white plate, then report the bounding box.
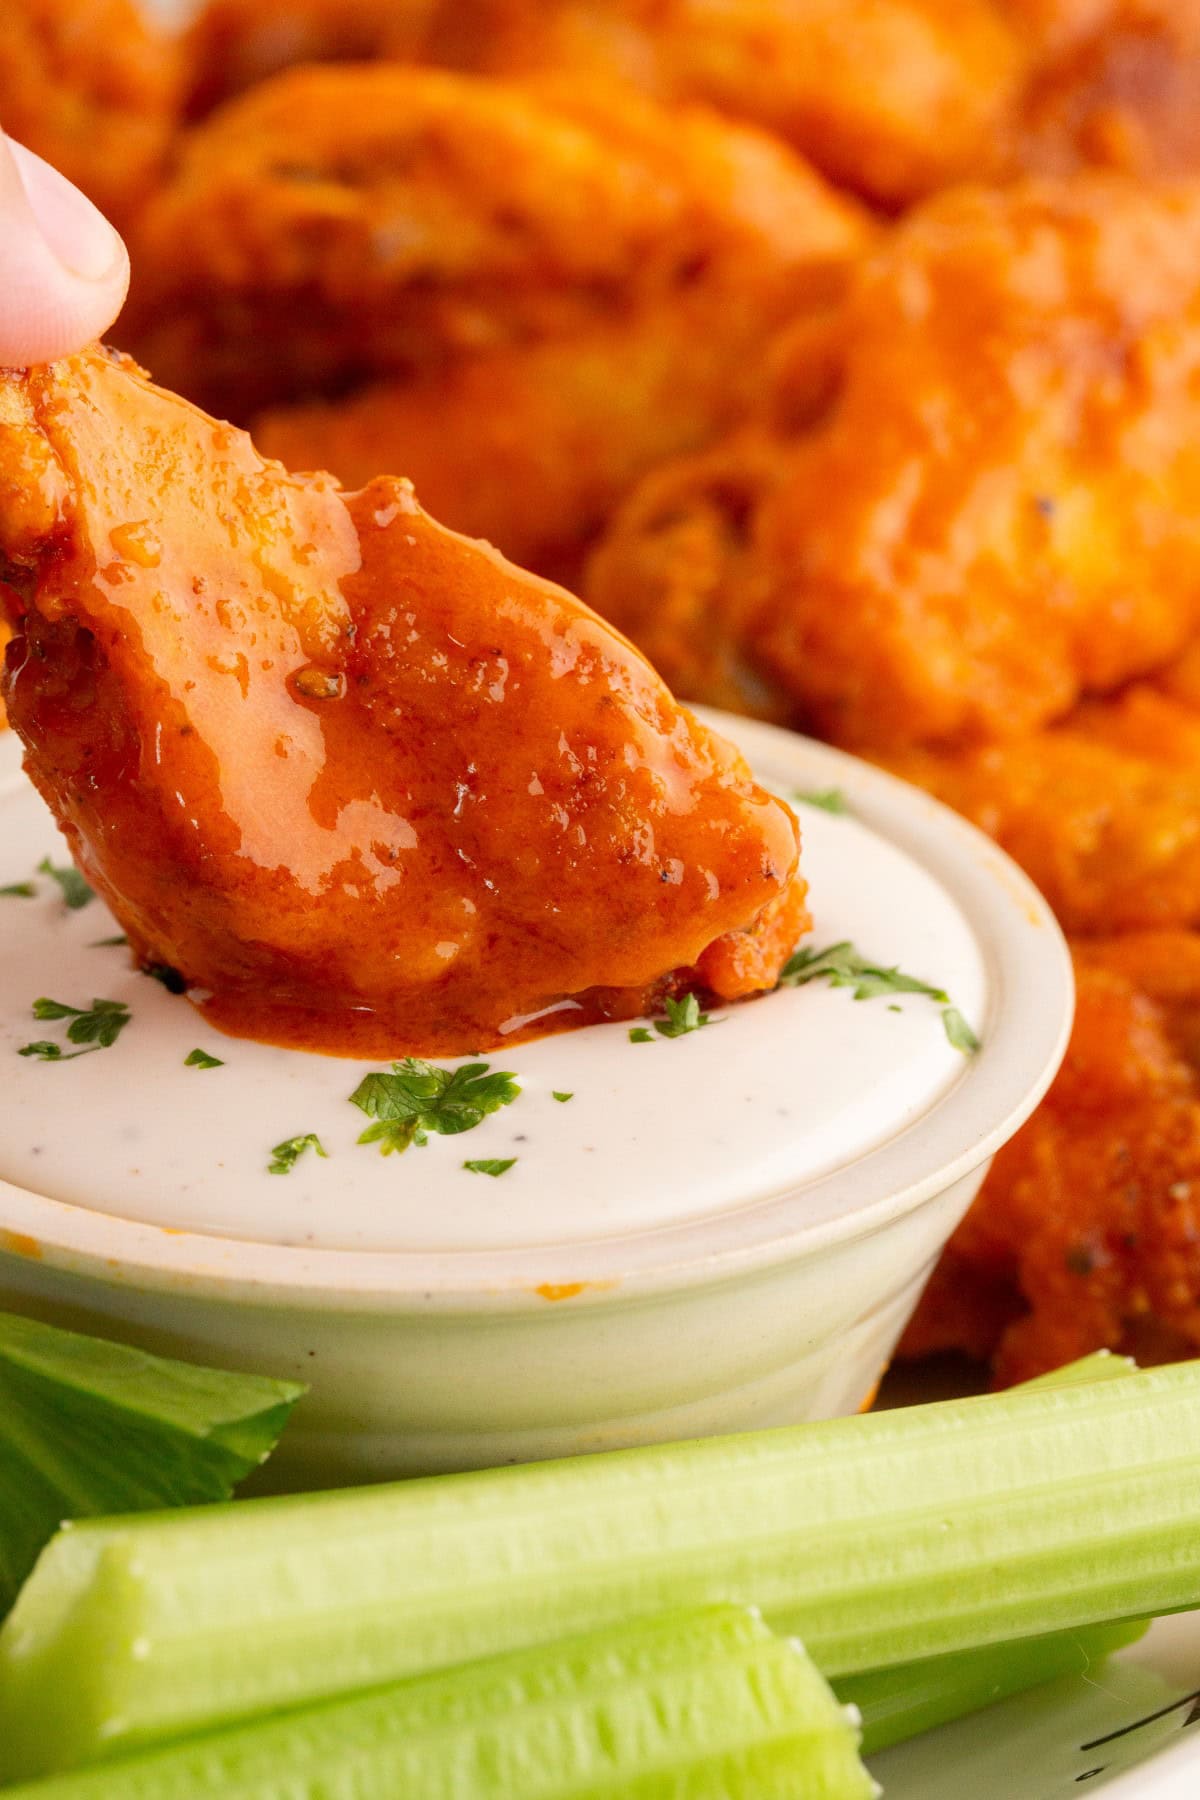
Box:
[873,1612,1200,1798]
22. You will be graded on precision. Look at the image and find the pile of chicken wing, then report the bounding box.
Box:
[9,0,1200,1378]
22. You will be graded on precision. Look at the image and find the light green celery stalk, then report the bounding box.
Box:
[5,1361,1200,1779]
[0,1310,305,1614]
[0,1607,876,1800]
[837,1350,1146,1755]
[1019,1350,1139,1389]
[840,1617,1147,1756]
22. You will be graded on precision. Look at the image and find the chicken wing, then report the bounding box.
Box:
[886,676,1200,934]
[1004,0,1200,180]
[587,177,1200,751]
[0,0,180,231]
[184,0,439,119]
[182,0,1024,210]
[127,64,868,578]
[902,933,1200,1383]
[0,347,806,1058]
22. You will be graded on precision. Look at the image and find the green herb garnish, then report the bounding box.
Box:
[463,1158,517,1178]
[779,941,979,1054]
[268,1133,327,1176]
[36,858,94,911]
[184,1048,224,1070]
[0,882,35,899]
[792,787,851,816]
[629,994,714,1045]
[655,993,711,1038]
[18,997,132,1061]
[942,1007,981,1054]
[552,1091,573,1103]
[350,1059,521,1156]
[780,941,949,1002]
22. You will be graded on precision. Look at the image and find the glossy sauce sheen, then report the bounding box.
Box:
[0,350,804,1056]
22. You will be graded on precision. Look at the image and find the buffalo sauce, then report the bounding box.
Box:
[0,348,805,1056]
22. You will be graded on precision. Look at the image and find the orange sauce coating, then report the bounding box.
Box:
[0,349,805,1057]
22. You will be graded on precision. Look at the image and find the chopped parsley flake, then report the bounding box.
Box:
[185,1048,224,1070]
[629,993,714,1044]
[36,858,94,911]
[552,1091,574,1103]
[463,1158,517,1178]
[780,942,949,1003]
[942,1007,982,1054]
[18,996,132,1061]
[349,1058,521,1155]
[792,787,851,816]
[656,993,711,1038]
[0,882,35,899]
[268,1133,327,1175]
[780,941,979,1055]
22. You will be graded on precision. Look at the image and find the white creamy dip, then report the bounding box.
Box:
[0,730,987,1254]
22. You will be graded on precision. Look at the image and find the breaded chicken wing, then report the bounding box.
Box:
[999,0,1115,59]
[252,294,849,591]
[588,178,1200,751]
[184,0,439,119]
[128,64,868,577]
[1004,1,1200,180]
[0,0,180,230]
[887,677,1200,934]
[903,933,1200,1383]
[0,348,806,1058]
[182,0,1023,210]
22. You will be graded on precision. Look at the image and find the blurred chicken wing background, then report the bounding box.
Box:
[8,0,1200,1381]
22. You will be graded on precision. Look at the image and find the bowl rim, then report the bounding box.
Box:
[0,713,1073,1311]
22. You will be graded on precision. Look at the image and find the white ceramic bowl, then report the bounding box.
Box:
[0,712,1071,1485]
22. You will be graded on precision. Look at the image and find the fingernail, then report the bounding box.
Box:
[5,135,126,282]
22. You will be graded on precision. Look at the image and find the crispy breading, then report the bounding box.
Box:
[999,0,1117,59]
[128,64,868,575]
[587,178,1200,751]
[434,0,1025,210]
[0,347,807,1058]
[252,298,843,591]
[902,934,1200,1384]
[886,680,1200,934]
[184,0,439,118]
[181,0,1024,209]
[1004,0,1200,180]
[584,430,795,721]
[0,0,180,230]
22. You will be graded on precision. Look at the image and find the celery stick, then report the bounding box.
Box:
[0,1607,875,1800]
[839,1617,1148,1755]
[6,1364,1200,1779]
[0,1311,304,1615]
[1020,1350,1138,1389]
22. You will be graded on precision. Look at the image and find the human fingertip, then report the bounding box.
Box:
[4,135,127,284]
[0,132,130,365]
